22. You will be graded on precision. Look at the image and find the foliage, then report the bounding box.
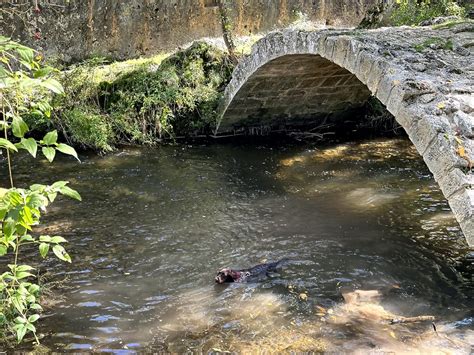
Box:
[59,107,113,152]
[54,41,234,150]
[105,42,234,140]
[0,37,80,345]
[390,0,466,26]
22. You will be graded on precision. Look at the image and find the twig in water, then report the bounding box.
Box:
[390,315,435,324]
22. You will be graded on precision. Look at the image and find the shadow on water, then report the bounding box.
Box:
[1,137,473,352]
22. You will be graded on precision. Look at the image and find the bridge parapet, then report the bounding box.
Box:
[217,22,474,245]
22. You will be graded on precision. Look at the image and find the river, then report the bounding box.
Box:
[3,138,473,352]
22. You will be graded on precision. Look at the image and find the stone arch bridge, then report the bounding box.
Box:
[216,23,474,246]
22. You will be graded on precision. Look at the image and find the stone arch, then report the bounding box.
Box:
[216,27,474,246]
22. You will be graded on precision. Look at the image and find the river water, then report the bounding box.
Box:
[3,138,473,353]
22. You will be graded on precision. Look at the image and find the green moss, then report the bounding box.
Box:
[54,41,234,151]
[414,37,454,52]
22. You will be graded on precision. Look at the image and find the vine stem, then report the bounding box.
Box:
[2,95,14,188]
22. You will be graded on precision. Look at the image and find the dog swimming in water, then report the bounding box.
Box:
[215,259,287,284]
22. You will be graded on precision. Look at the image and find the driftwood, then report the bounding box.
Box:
[341,289,435,326]
[390,315,435,325]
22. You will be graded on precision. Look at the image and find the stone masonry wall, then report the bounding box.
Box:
[223,54,371,127]
[0,0,378,62]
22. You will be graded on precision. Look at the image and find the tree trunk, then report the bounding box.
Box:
[218,0,238,65]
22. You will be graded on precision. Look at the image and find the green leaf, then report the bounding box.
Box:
[56,143,80,161]
[16,265,34,272]
[26,192,47,209]
[19,60,32,71]
[40,78,64,94]
[0,245,6,256]
[25,323,36,333]
[28,284,40,294]
[16,324,27,343]
[59,186,82,201]
[3,217,16,238]
[12,296,25,313]
[51,236,67,244]
[16,46,34,63]
[47,192,57,202]
[42,130,58,145]
[19,138,37,157]
[42,146,56,162]
[36,101,52,118]
[15,316,26,324]
[30,303,42,311]
[0,138,18,152]
[26,294,36,303]
[20,234,34,242]
[39,243,49,258]
[30,184,46,192]
[19,205,34,228]
[39,235,51,242]
[28,314,40,323]
[51,181,68,189]
[33,66,53,78]
[52,244,71,263]
[12,116,29,138]
[16,272,34,280]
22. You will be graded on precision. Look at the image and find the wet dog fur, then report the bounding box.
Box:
[215,259,287,284]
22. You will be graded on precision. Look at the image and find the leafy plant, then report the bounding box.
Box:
[0,36,80,345]
[390,0,466,26]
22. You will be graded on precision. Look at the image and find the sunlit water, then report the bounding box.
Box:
[2,138,473,353]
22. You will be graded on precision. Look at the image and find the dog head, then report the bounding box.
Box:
[215,268,235,284]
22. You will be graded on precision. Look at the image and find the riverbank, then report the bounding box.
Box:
[25,41,235,152]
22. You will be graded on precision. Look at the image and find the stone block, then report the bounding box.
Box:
[306,32,322,54]
[319,35,335,60]
[385,84,406,118]
[332,36,351,67]
[365,59,388,95]
[353,51,376,85]
[459,217,474,246]
[343,39,365,74]
[375,73,402,108]
[395,105,423,131]
[447,189,474,224]
[453,111,474,137]
[437,168,474,199]
[409,116,451,155]
[422,133,467,178]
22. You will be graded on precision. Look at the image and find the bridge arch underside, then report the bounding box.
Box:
[219,54,373,131]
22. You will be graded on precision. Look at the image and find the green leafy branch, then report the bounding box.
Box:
[1,37,81,345]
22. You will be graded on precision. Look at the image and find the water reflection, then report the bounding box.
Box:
[1,138,472,352]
